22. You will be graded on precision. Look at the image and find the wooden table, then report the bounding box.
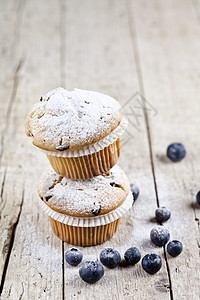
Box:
[0,0,200,299]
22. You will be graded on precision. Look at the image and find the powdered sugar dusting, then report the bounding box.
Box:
[38,165,130,217]
[26,88,122,151]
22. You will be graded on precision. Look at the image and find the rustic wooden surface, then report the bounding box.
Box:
[0,0,200,299]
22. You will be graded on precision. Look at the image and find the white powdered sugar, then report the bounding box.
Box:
[38,165,130,217]
[26,88,122,151]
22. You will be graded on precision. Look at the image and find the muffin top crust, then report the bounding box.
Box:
[25,88,122,151]
[38,165,130,217]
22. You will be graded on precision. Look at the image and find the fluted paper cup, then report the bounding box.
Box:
[38,191,133,246]
[38,115,128,179]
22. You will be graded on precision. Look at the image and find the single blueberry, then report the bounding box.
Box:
[155,207,171,223]
[167,240,183,257]
[79,261,104,283]
[142,253,162,274]
[130,183,139,201]
[124,247,141,265]
[167,143,186,162]
[196,191,200,205]
[100,248,121,268]
[150,226,170,247]
[65,248,83,266]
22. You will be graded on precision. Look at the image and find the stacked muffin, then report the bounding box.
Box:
[25,88,133,246]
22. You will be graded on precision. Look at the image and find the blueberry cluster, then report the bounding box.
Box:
[63,143,191,283]
[150,225,183,255]
[65,247,142,283]
[64,196,183,283]
[148,206,183,275]
[65,237,182,283]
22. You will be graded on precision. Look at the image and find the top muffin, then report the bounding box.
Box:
[25,88,122,152]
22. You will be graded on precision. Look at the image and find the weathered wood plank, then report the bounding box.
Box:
[62,1,170,299]
[128,0,200,299]
[0,0,26,161]
[0,0,25,288]
[0,0,63,298]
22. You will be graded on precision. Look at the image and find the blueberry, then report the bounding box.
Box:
[142,254,162,275]
[155,207,171,223]
[79,261,104,283]
[124,247,141,265]
[167,143,186,162]
[196,191,200,205]
[130,183,139,201]
[65,248,83,266]
[150,226,170,247]
[167,240,183,257]
[100,248,121,268]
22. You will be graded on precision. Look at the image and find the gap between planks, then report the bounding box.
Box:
[125,0,174,299]
[59,1,67,299]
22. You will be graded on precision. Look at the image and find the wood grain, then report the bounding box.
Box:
[0,0,25,287]
[0,0,199,299]
[1,0,63,298]
[128,0,200,299]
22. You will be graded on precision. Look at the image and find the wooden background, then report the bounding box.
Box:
[0,0,200,299]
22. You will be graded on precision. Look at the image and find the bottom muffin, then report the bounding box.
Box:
[38,165,133,246]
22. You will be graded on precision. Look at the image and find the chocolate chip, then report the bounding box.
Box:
[44,191,53,202]
[56,145,70,151]
[91,205,101,216]
[110,182,120,188]
[40,96,50,102]
[45,195,52,202]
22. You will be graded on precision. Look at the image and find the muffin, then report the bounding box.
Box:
[38,165,133,246]
[25,88,128,179]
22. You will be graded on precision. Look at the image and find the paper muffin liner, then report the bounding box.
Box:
[49,217,121,246]
[38,191,133,227]
[46,138,120,179]
[37,114,128,158]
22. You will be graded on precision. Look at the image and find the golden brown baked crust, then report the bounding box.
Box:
[38,165,130,217]
[25,88,122,151]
